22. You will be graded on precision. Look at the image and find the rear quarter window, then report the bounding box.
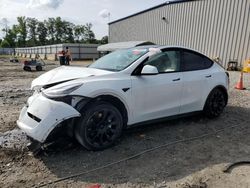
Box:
[182,51,213,71]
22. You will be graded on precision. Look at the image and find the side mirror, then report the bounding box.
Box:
[141,65,158,75]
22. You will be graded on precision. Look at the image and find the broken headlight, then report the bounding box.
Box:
[43,83,83,98]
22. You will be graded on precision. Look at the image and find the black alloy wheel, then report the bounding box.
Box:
[75,101,123,150]
[204,88,226,118]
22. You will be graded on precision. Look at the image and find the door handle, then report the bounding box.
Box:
[172,78,181,81]
[205,75,212,78]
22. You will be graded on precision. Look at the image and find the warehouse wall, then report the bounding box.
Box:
[15,43,100,60]
[109,0,250,67]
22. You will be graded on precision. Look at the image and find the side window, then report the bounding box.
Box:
[145,51,180,73]
[182,51,213,71]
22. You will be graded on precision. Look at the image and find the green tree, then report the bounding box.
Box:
[0,39,10,47]
[1,16,99,46]
[16,16,27,47]
[54,17,64,43]
[62,21,74,43]
[45,18,56,44]
[84,23,96,43]
[1,25,18,47]
[74,25,86,42]
[27,17,38,46]
[100,35,108,44]
[36,21,47,45]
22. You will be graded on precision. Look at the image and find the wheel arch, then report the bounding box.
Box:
[203,85,228,109]
[75,94,128,127]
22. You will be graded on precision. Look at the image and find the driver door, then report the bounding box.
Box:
[130,50,183,124]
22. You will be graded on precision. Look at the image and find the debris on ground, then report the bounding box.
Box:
[0,129,29,151]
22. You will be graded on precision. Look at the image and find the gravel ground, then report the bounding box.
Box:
[0,57,250,188]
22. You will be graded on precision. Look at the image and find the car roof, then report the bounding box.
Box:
[133,45,199,52]
[129,45,161,50]
[131,45,211,60]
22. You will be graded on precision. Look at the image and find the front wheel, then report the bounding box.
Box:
[23,66,31,71]
[203,88,226,118]
[75,101,124,151]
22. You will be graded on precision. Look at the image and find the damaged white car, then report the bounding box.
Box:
[17,46,229,150]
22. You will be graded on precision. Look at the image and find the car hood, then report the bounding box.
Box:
[31,66,113,88]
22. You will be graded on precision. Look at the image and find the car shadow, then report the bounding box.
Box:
[39,105,250,185]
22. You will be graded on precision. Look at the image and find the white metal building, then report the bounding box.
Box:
[15,43,99,60]
[109,0,250,67]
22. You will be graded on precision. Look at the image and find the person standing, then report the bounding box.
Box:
[65,46,72,65]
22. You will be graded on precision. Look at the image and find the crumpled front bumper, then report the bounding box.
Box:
[17,93,81,143]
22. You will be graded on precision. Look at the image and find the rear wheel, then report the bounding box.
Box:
[203,88,226,118]
[75,101,124,150]
[36,65,42,71]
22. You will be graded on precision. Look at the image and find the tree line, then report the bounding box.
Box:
[0,16,108,48]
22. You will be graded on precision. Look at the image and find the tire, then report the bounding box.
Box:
[36,66,42,71]
[23,66,31,71]
[75,101,124,151]
[203,88,226,118]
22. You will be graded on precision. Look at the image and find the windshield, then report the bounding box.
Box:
[89,48,148,71]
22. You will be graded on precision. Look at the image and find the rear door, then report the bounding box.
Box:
[180,49,214,113]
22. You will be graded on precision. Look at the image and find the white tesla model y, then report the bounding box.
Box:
[17,46,229,150]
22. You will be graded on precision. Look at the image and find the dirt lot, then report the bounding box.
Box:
[0,56,250,188]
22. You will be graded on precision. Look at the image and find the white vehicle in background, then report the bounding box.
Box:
[17,46,229,150]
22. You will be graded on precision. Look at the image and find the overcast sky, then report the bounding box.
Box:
[0,0,169,39]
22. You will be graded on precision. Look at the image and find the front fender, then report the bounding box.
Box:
[72,79,133,124]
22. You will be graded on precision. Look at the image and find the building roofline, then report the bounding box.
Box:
[108,0,196,25]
